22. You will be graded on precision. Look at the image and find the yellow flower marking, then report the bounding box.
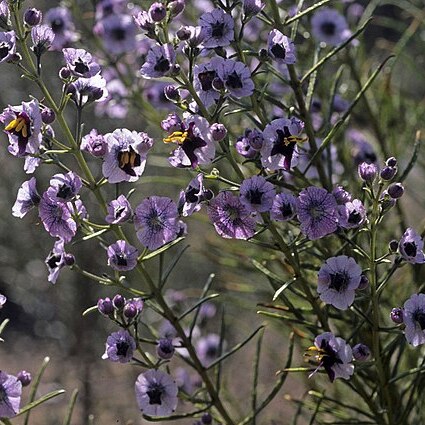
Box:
[284,135,308,146]
[5,117,28,138]
[163,131,188,145]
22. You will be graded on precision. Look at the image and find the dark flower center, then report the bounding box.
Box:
[270,43,286,59]
[329,272,349,292]
[413,311,425,330]
[56,184,73,200]
[116,341,130,357]
[185,186,200,203]
[246,189,263,205]
[147,384,164,405]
[118,147,141,176]
[47,254,61,269]
[211,21,225,38]
[51,18,64,32]
[319,339,343,382]
[280,202,293,218]
[348,210,361,224]
[154,56,170,73]
[206,344,219,358]
[0,42,10,60]
[363,151,377,163]
[320,21,336,36]
[270,127,296,170]
[111,27,126,41]
[404,242,417,257]
[0,385,8,403]
[147,211,164,231]
[226,71,243,89]
[115,253,128,267]
[74,57,90,75]
[198,70,217,92]
[114,206,126,219]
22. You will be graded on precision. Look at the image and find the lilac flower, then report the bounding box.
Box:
[261,117,304,171]
[178,174,213,217]
[0,31,16,63]
[63,48,101,78]
[347,129,377,165]
[193,57,224,108]
[399,228,425,264]
[46,171,82,203]
[239,176,275,213]
[208,191,256,239]
[68,74,108,105]
[296,186,338,240]
[267,30,296,64]
[332,185,352,205]
[12,177,41,218]
[196,333,221,366]
[157,338,175,360]
[270,193,297,221]
[243,0,265,17]
[31,25,55,56]
[24,156,41,175]
[149,2,166,22]
[308,332,354,382]
[45,7,78,50]
[102,329,136,363]
[24,8,42,27]
[403,294,425,346]
[81,129,107,157]
[0,293,6,309]
[164,114,215,168]
[352,343,371,361]
[311,8,351,46]
[235,128,264,158]
[161,113,182,133]
[338,199,366,229]
[0,2,9,30]
[134,11,155,35]
[39,193,77,243]
[134,196,180,250]
[217,59,254,99]
[94,14,137,55]
[317,255,362,310]
[106,195,133,224]
[0,371,22,418]
[140,43,176,79]
[135,370,178,416]
[107,240,138,271]
[45,239,74,284]
[124,297,144,319]
[199,8,234,48]
[1,99,42,158]
[102,128,153,183]
[358,162,377,182]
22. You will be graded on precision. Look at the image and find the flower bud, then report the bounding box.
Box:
[149,2,167,22]
[176,26,191,41]
[386,157,397,167]
[112,294,125,310]
[97,297,114,316]
[59,66,71,80]
[358,162,377,183]
[24,8,42,26]
[389,240,399,252]
[123,302,138,319]
[358,274,369,290]
[17,370,32,387]
[388,183,404,199]
[210,123,227,141]
[379,190,396,213]
[41,106,56,124]
[243,0,265,17]
[64,253,75,266]
[157,338,175,359]
[352,343,371,361]
[202,413,213,424]
[380,166,397,181]
[390,307,404,324]
[164,85,180,101]
[169,0,185,17]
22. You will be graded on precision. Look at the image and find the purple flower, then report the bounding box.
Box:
[217,59,254,99]
[338,199,366,229]
[94,14,137,55]
[260,117,304,170]
[45,239,74,284]
[208,191,256,239]
[390,307,404,324]
[31,25,55,56]
[0,2,9,30]
[239,176,275,213]
[270,193,297,221]
[63,48,101,78]
[39,193,77,243]
[0,31,16,63]
[149,2,166,22]
[196,333,221,366]
[157,338,175,360]
[352,343,371,361]
[347,129,377,165]
[45,7,78,50]
[1,99,42,158]
[81,129,107,157]
[0,371,22,418]
[235,128,264,158]
[96,0,127,20]
[135,370,178,416]
[102,128,153,183]
[403,294,425,346]
[199,8,234,48]
[399,228,425,264]
[161,113,182,133]
[317,255,362,310]
[24,8,42,27]
[308,332,354,382]
[12,177,41,218]
[332,185,352,205]
[134,196,180,250]
[267,30,296,64]
[123,297,144,319]
[164,114,215,168]
[68,74,108,105]
[311,8,351,46]
[134,11,155,35]
[243,0,265,17]
[105,195,133,224]
[178,174,213,217]
[0,293,6,309]
[193,57,224,108]
[140,43,176,79]
[107,240,139,271]
[297,186,338,240]
[102,329,136,363]
[358,162,377,182]
[46,171,82,203]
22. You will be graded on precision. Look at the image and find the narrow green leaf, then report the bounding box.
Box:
[62,389,79,425]
[0,318,10,336]
[82,306,98,316]
[18,390,66,417]
[140,237,185,261]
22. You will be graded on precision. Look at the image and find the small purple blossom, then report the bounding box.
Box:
[196,333,221,366]
[81,129,108,157]
[0,31,16,63]
[399,228,425,264]
[243,0,264,17]
[267,30,296,64]
[134,196,180,250]
[12,177,40,218]
[140,43,176,79]
[47,171,82,203]
[239,176,276,213]
[102,329,136,363]
[45,7,78,50]
[123,297,144,319]
[161,113,182,133]
[157,338,175,360]
[107,240,139,271]
[102,128,153,183]
[98,297,114,316]
[16,371,32,387]
[199,8,234,48]
[24,8,42,26]
[235,128,263,158]
[45,239,73,284]
[63,48,101,78]
[194,58,224,108]
[30,25,55,57]
[0,371,22,418]
[403,294,425,346]
[149,2,166,22]
[332,186,352,205]
[270,193,297,221]
[311,8,351,46]
[217,59,254,99]
[318,255,362,310]
[178,174,213,217]
[358,162,377,182]
[135,370,178,416]
[390,307,404,324]
[68,74,108,105]
[338,199,366,229]
[296,187,338,240]
[106,195,133,224]
[352,343,371,361]
[208,191,256,239]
